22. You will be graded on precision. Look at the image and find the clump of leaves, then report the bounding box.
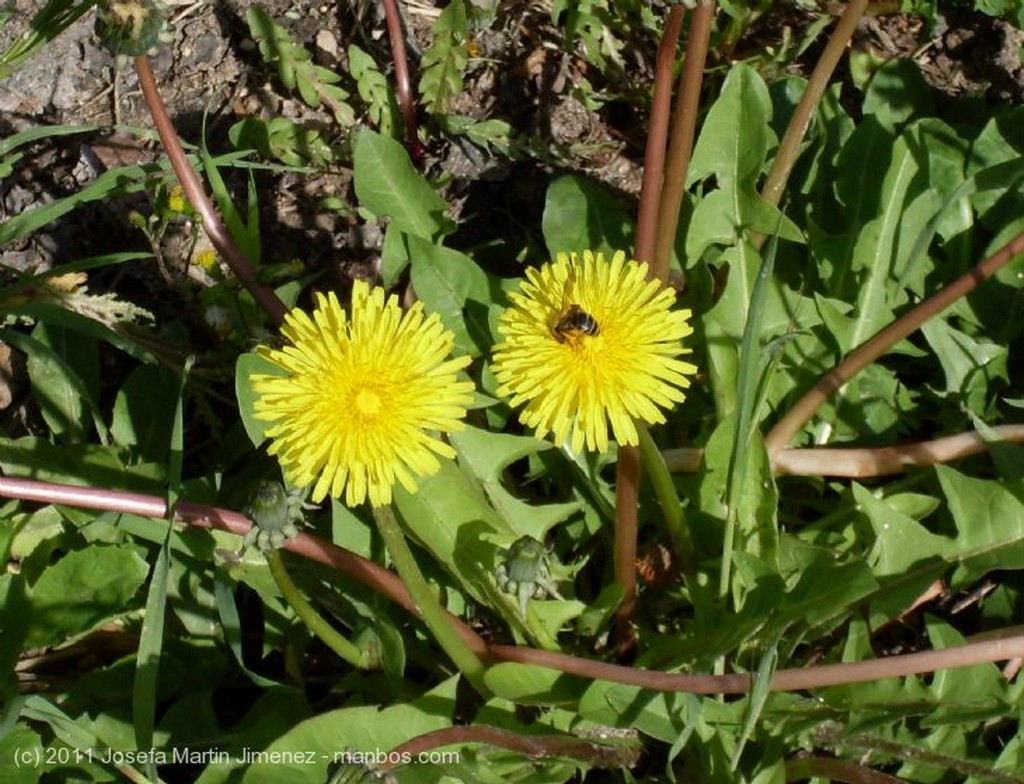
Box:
[246,5,356,127]
[418,0,469,114]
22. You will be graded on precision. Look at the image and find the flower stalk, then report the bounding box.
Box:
[372,504,491,696]
[266,550,366,669]
[637,426,694,575]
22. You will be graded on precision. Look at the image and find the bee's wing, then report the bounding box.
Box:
[560,259,578,311]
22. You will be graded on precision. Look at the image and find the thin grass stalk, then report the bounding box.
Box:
[638,426,695,575]
[133,56,287,325]
[663,423,1024,477]
[611,444,641,652]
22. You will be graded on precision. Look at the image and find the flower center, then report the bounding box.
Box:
[354,387,383,417]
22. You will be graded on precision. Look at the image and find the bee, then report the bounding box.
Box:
[551,264,600,343]
[552,304,600,343]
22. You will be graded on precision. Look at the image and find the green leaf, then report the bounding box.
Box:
[542,175,633,259]
[393,461,562,647]
[418,0,468,114]
[406,234,493,357]
[690,64,773,187]
[484,662,588,705]
[111,364,181,461]
[240,677,456,784]
[26,545,149,648]
[855,482,949,578]
[393,460,510,607]
[844,127,938,348]
[4,328,101,443]
[579,682,703,746]
[0,573,30,680]
[701,243,817,421]
[236,352,283,447]
[352,130,454,240]
[732,642,777,771]
[133,528,172,768]
[245,6,354,126]
[348,44,398,137]
[0,436,162,491]
[437,115,524,158]
[921,317,1008,413]
[966,106,1024,221]
[0,723,44,784]
[229,117,334,168]
[937,465,1024,584]
[6,302,156,364]
[451,425,581,540]
[923,617,1006,726]
[863,58,934,130]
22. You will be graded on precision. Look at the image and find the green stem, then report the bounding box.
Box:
[372,504,491,696]
[266,549,365,669]
[637,426,695,576]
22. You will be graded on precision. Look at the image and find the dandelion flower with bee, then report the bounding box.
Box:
[492,250,698,453]
[251,280,474,507]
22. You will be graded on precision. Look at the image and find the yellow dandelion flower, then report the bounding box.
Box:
[166,185,188,215]
[492,250,697,453]
[194,248,219,272]
[252,281,474,507]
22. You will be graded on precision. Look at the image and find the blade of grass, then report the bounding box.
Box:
[0,151,253,246]
[132,358,189,774]
[637,426,694,575]
[0,328,110,444]
[720,232,779,598]
[201,117,261,264]
[131,520,170,779]
[0,0,98,79]
[213,576,283,688]
[0,122,100,158]
[731,640,778,771]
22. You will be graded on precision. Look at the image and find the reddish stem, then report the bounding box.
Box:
[133,56,287,326]
[652,1,714,280]
[662,423,1024,478]
[381,0,422,163]
[5,475,1024,695]
[635,6,685,267]
[764,229,1024,458]
[489,630,1024,693]
[382,725,638,772]
[612,2,693,659]
[0,476,486,659]
[784,756,907,784]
